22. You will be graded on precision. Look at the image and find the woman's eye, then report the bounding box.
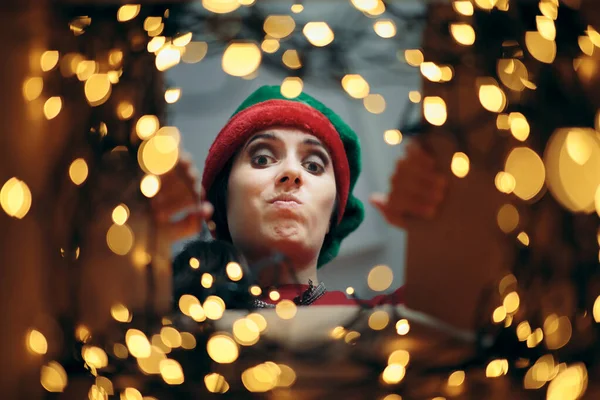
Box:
[251,154,274,167]
[304,161,324,174]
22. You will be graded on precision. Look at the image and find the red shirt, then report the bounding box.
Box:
[260,284,405,306]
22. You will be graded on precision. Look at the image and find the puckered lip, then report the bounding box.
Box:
[268,194,303,204]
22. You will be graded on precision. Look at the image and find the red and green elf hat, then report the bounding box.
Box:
[202,85,364,268]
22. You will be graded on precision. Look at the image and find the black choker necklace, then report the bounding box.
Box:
[252,280,327,308]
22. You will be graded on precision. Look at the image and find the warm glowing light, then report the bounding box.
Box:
[139,134,179,176]
[40,361,68,392]
[69,158,89,186]
[384,129,402,146]
[364,94,386,114]
[41,50,59,72]
[250,285,262,296]
[126,329,151,358]
[448,370,465,387]
[341,74,370,99]
[374,19,396,38]
[1,178,32,219]
[207,334,239,363]
[111,204,129,226]
[188,257,200,269]
[451,152,470,178]
[269,290,281,301]
[368,310,390,330]
[382,364,405,384]
[409,91,421,103]
[276,300,297,320]
[346,287,355,295]
[165,88,181,104]
[76,60,97,81]
[517,321,532,341]
[543,314,572,350]
[173,32,193,47]
[136,115,159,140]
[423,96,447,126]
[226,262,243,281]
[509,112,530,141]
[261,38,280,53]
[263,15,296,39]
[492,306,507,323]
[117,5,140,22]
[527,328,544,348]
[537,15,556,40]
[75,325,91,342]
[396,319,410,335]
[291,4,303,13]
[147,36,166,54]
[404,49,424,66]
[27,329,48,355]
[368,265,393,291]
[453,1,474,15]
[205,373,230,393]
[545,128,600,213]
[140,174,161,198]
[495,171,516,194]
[517,231,530,246]
[450,23,476,45]
[160,359,184,385]
[497,204,519,233]
[183,41,208,63]
[82,346,108,369]
[247,313,267,332]
[282,49,302,70]
[281,77,303,98]
[547,363,588,400]
[478,80,507,112]
[388,349,410,366]
[23,77,43,101]
[233,318,260,346]
[222,42,262,76]
[486,359,509,377]
[593,296,600,322]
[85,74,112,106]
[44,96,62,119]
[504,147,545,201]
[204,296,226,320]
[502,292,520,314]
[525,31,556,63]
[117,101,135,120]
[161,327,182,348]
[180,332,196,350]
[110,303,132,323]
[420,62,442,82]
[106,224,134,255]
[351,0,379,12]
[156,46,181,71]
[197,273,211,289]
[202,0,240,13]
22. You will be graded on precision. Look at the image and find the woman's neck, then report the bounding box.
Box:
[247,251,319,287]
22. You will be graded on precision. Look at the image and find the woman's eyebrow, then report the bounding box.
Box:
[303,138,331,158]
[243,132,279,150]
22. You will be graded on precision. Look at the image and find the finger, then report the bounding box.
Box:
[164,211,207,242]
[391,172,447,203]
[386,189,439,219]
[369,192,389,210]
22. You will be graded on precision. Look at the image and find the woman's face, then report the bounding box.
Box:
[226,128,337,264]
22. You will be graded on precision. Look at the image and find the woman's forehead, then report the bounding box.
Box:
[245,127,325,146]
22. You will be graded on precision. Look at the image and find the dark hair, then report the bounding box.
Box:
[206,155,339,255]
[172,239,253,310]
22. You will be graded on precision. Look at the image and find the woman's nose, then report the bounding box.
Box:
[277,163,303,187]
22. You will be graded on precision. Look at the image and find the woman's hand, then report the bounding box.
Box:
[150,152,214,242]
[370,140,447,228]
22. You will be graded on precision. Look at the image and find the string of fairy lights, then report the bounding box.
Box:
[0,0,599,399]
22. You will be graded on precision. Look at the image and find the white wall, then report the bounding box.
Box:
[166,2,424,298]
